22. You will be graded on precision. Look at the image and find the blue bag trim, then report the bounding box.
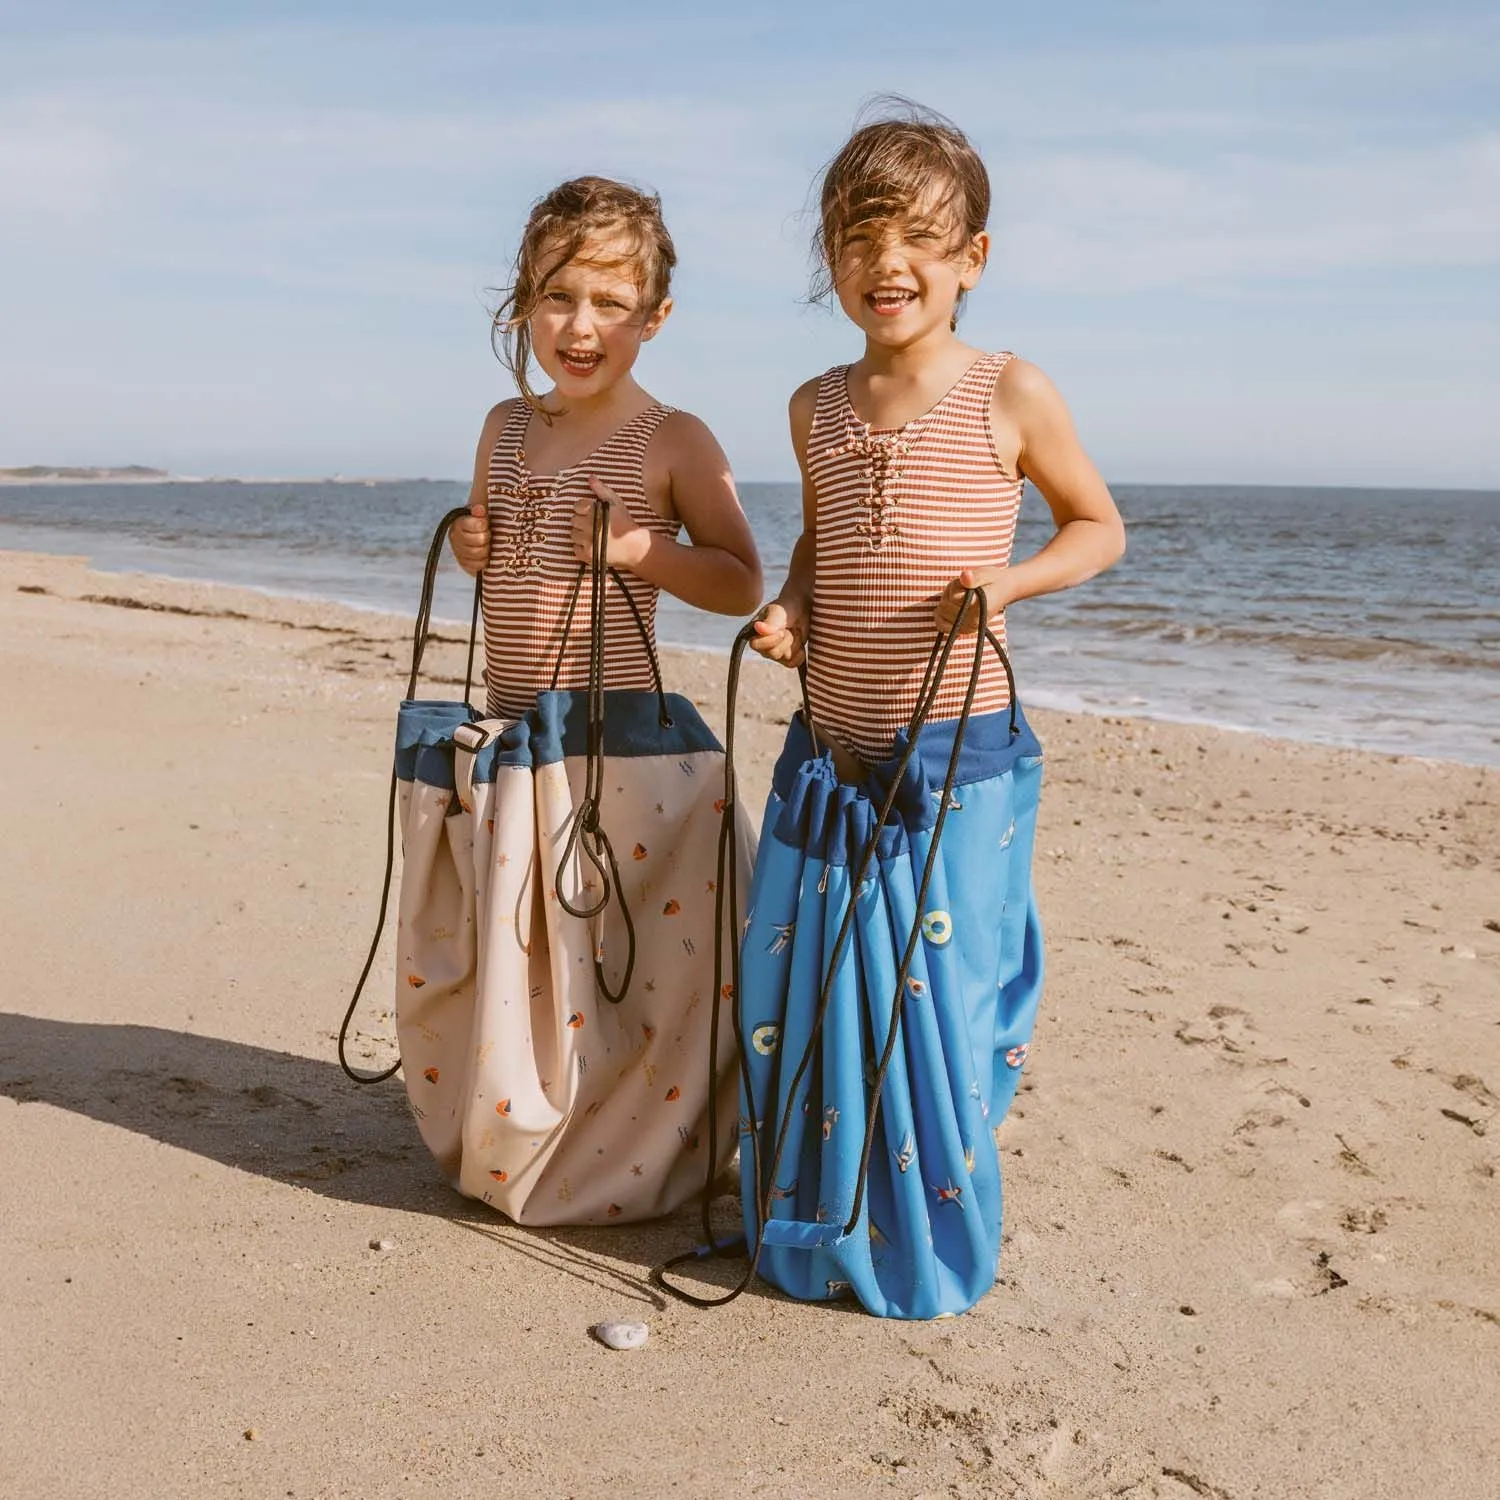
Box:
[758,1219,856,1250]
[394,690,721,787]
[768,705,1041,865]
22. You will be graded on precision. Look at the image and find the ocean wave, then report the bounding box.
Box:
[1043,615,1497,671]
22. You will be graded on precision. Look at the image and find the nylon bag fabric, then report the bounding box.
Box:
[729,614,1044,1318]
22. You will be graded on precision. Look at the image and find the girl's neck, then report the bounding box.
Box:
[539,375,650,430]
[845,330,987,430]
[855,328,978,383]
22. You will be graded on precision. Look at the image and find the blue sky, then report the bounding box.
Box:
[1,1,1496,485]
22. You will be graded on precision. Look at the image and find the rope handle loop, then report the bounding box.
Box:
[340,506,484,1084]
[551,499,640,1004]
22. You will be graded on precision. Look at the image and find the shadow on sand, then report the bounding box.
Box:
[0,1010,764,1310]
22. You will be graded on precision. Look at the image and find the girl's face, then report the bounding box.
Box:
[833,205,987,349]
[527,234,672,401]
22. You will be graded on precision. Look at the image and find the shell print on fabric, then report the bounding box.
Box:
[920,910,953,945]
[751,1024,780,1056]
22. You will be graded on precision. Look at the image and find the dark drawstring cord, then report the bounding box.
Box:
[550,500,670,1005]
[658,621,771,1304]
[340,505,481,1084]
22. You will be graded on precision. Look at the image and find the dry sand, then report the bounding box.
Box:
[1,548,1497,1500]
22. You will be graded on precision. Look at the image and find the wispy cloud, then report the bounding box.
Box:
[996,134,1500,292]
[0,5,1495,483]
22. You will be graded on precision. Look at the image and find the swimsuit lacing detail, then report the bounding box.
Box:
[827,412,934,553]
[489,449,560,577]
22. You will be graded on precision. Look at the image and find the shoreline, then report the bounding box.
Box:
[3,544,1497,1498]
[4,544,1494,773]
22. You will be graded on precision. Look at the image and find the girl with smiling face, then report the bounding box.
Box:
[401,177,763,1228]
[452,175,761,706]
[751,108,1126,734]
[732,105,1126,1318]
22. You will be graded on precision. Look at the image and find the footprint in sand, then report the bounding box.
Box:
[1173,1004,1259,1057]
[1251,1251,1350,1299]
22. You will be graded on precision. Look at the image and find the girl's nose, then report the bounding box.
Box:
[562,300,594,335]
[869,237,907,276]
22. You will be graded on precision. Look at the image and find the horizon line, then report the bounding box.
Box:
[3,470,1499,495]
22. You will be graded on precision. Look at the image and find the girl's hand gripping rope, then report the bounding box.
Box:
[749,597,809,668]
[573,475,651,570]
[450,496,491,576]
[935,567,1009,635]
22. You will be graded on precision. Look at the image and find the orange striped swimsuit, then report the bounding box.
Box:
[481,401,679,719]
[805,353,1024,763]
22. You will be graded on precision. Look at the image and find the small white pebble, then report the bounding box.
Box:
[592,1320,648,1351]
[370,1238,396,1252]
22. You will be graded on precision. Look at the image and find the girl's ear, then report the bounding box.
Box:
[641,296,674,342]
[959,230,990,291]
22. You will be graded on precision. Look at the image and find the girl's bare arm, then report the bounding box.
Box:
[937,361,1125,631]
[574,412,762,616]
[750,378,820,666]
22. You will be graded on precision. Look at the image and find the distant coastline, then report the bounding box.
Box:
[0,467,451,485]
[0,465,172,484]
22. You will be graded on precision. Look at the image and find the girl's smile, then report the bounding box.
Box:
[865,286,919,317]
[556,347,604,377]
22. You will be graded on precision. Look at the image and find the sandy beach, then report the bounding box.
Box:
[2,546,1496,1500]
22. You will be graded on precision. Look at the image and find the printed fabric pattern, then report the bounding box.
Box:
[738,695,1044,1318]
[393,689,751,1225]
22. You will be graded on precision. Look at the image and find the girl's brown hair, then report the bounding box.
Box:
[491,175,677,413]
[812,97,990,319]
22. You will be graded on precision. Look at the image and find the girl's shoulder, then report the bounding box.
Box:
[484,395,525,422]
[988,355,1077,431]
[789,373,823,424]
[989,353,1051,406]
[478,396,525,443]
[470,397,527,485]
[643,406,729,469]
[789,364,850,420]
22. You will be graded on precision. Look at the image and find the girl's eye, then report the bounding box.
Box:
[544,290,571,303]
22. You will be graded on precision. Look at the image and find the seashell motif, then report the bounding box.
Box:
[921,910,953,946]
[751,1024,780,1057]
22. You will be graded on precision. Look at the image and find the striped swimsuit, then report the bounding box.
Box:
[481,401,679,719]
[805,353,1025,764]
